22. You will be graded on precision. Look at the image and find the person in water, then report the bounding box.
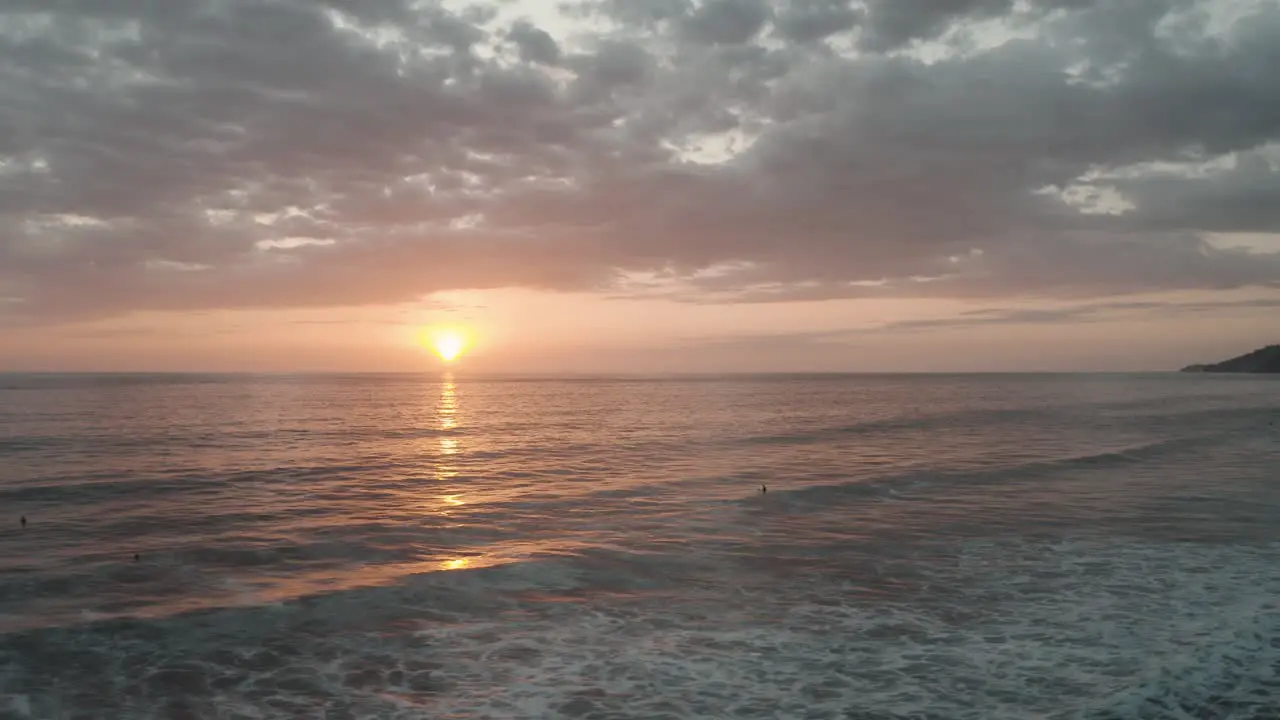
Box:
[19,516,25,528]
[761,484,767,494]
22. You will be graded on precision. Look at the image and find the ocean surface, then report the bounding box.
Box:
[0,372,1277,719]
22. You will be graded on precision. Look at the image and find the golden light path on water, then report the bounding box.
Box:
[200,371,601,606]
[251,374,521,600]
[433,373,506,573]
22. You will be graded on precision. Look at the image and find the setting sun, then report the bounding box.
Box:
[423,327,471,363]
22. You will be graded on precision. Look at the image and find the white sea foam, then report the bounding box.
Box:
[388,538,1280,720]
[1,540,1276,719]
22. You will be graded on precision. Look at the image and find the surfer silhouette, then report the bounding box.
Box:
[19,516,25,528]
[761,484,767,494]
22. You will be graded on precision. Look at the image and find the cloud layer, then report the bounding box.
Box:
[2,0,1280,323]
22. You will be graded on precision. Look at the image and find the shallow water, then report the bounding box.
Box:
[1,372,1277,718]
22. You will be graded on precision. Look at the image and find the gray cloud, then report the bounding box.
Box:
[875,295,1280,332]
[773,0,862,43]
[682,0,773,45]
[1106,149,1280,233]
[858,0,1012,52]
[689,296,1280,349]
[2,0,1280,324]
[509,20,562,65]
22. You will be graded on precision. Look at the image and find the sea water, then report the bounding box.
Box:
[0,372,1277,719]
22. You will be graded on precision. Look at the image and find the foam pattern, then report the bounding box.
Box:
[1,537,1276,719]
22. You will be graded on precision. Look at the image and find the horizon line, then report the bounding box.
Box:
[0,369,1188,378]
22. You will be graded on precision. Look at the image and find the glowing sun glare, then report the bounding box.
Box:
[425,327,470,363]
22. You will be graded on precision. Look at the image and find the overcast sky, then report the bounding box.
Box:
[1,0,1277,372]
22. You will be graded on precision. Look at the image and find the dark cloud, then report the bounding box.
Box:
[1107,149,1280,233]
[858,0,1013,52]
[773,0,862,43]
[2,0,1280,325]
[681,0,772,45]
[509,20,562,65]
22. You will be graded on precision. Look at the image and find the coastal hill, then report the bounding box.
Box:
[1181,345,1280,373]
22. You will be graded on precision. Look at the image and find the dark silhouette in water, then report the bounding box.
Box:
[134,554,140,562]
[761,484,767,494]
[19,516,25,528]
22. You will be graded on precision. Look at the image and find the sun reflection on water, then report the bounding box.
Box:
[438,375,458,431]
[434,375,465,517]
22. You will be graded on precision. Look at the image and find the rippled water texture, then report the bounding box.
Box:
[1,372,1278,718]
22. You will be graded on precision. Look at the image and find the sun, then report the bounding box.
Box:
[422,326,471,363]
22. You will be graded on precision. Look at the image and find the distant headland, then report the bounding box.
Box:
[1181,345,1280,373]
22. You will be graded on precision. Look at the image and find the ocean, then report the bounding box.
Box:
[0,372,1277,719]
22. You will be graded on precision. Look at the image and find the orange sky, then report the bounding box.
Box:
[2,287,1276,373]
